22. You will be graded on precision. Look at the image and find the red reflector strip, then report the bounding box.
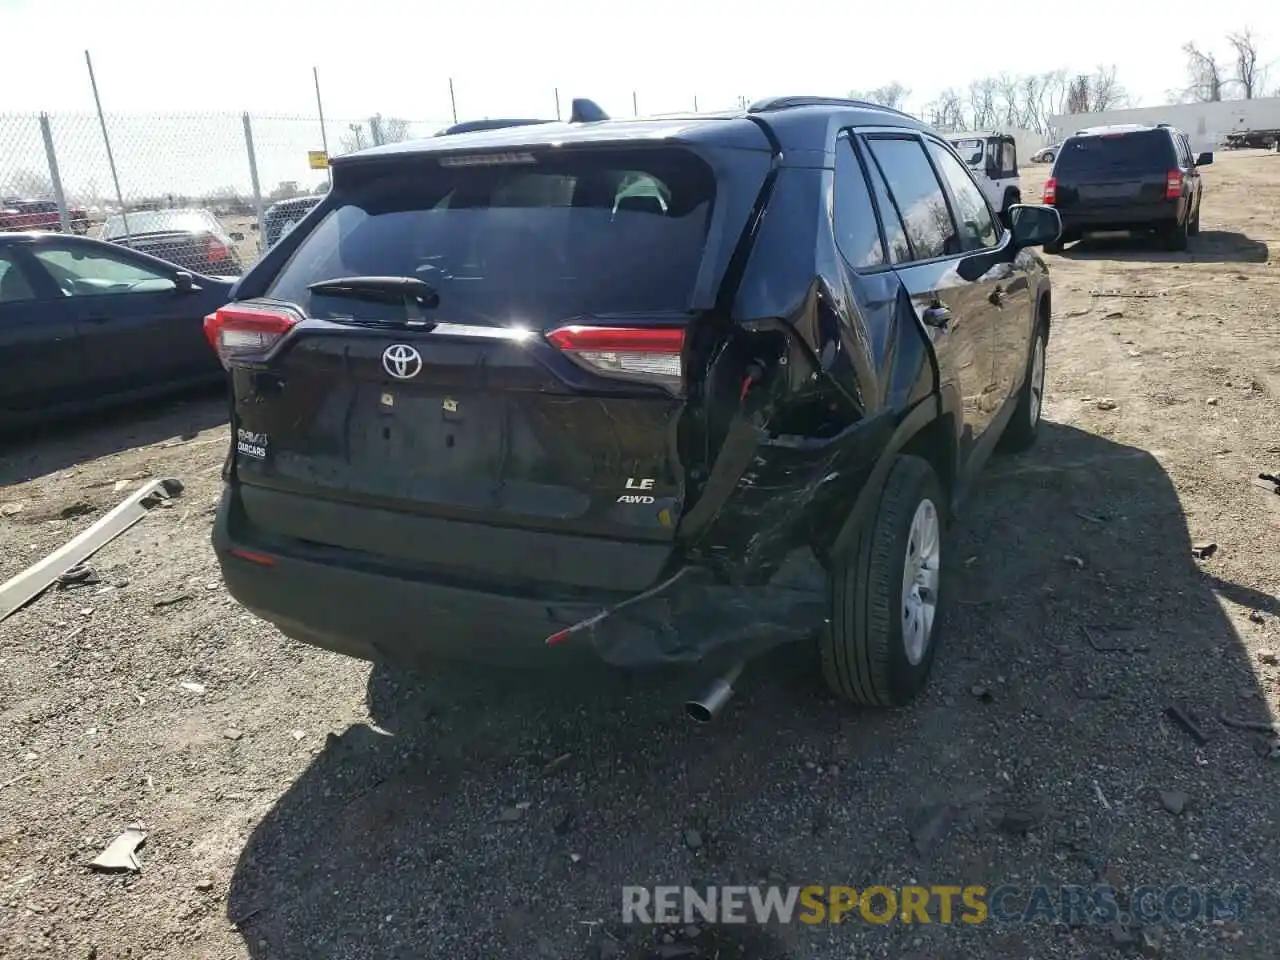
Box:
[545,325,685,353]
[229,547,276,566]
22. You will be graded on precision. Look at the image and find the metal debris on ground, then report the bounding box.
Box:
[1191,542,1218,560]
[1165,705,1209,745]
[0,478,184,624]
[1252,473,1280,495]
[89,825,147,873]
[180,681,206,695]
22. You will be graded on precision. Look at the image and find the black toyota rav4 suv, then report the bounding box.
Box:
[1042,122,1212,252]
[207,96,1062,713]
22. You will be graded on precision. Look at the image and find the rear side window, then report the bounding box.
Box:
[268,148,716,323]
[865,137,958,262]
[862,154,911,264]
[832,138,886,269]
[1056,131,1176,173]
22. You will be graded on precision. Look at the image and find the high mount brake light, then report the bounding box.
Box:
[545,324,685,393]
[1042,177,1057,204]
[203,304,301,367]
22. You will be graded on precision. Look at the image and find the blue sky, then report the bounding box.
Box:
[2,0,1276,120]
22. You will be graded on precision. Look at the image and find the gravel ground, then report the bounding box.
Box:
[2,151,1279,960]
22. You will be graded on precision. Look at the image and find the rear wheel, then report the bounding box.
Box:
[1188,202,1201,236]
[1042,151,1055,163]
[820,455,945,707]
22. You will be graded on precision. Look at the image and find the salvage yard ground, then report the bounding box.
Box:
[2,152,1280,960]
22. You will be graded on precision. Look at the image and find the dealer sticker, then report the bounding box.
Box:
[236,428,269,460]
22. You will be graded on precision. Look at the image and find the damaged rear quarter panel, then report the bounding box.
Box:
[679,164,935,585]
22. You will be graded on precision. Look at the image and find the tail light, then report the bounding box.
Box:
[1165,169,1183,200]
[1042,177,1057,204]
[205,235,231,262]
[202,303,301,366]
[545,324,684,394]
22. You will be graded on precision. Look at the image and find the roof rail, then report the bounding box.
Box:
[747,95,915,120]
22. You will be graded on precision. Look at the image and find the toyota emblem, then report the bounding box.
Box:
[382,344,423,380]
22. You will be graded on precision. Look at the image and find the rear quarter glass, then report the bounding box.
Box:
[263,147,719,328]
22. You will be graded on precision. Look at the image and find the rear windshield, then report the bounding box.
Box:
[265,147,716,324]
[102,210,218,237]
[1056,131,1175,172]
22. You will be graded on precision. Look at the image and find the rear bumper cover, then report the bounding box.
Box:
[212,487,825,669]
[1056,201,1182,232]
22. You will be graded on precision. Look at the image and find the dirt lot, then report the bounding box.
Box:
[2,152,1280,960]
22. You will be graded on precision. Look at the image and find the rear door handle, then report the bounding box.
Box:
[922,305,951,328]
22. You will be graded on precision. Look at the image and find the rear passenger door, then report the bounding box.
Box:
[857,132,1000,469]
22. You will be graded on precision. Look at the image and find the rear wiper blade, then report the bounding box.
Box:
[308,275,440,310]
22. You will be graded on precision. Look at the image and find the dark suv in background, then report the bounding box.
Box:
[206,96,1062,717]
[1042,122,1212,252]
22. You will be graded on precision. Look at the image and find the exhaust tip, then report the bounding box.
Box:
[684,700,715,724]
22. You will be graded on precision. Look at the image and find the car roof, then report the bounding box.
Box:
[332,96,933,167]
[1070,123,1177,139]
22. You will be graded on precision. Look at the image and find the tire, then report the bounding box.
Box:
[999,320,1047,453]
[820,455,946,707]
[1043,151,1055,163]
[1188,202,1201,236]
[1163,219,1189,251]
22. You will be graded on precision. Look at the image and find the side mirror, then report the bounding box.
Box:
[229,231,246,242]
[1194,151,1214,166]
[1008,204,1062,249]
[173,271,195,293]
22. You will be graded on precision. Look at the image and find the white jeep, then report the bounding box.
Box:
[948,133,1022,224]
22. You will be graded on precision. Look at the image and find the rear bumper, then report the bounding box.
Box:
[1056,201,1182,233]
[211,487,824,669]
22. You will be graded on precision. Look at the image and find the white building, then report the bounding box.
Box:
[1049,98,1280,154]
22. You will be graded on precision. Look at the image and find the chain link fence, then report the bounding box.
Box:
[0,79,758,273]
[0,110,459,269]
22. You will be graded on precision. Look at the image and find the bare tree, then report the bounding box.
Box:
[1067,75,1091,114]
[967,77,998,129]
[1227,29,1264,99]
[1089,65,1127,111]
[925,88,966,131]
[996,73,1023,128]
[1182,42,1225,102]
[850,81,911,111]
